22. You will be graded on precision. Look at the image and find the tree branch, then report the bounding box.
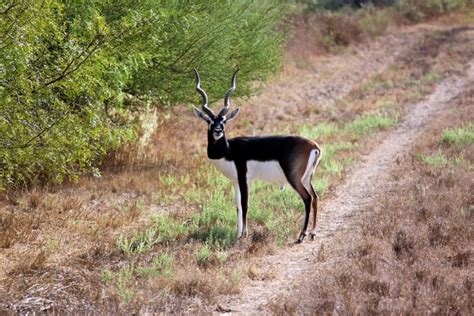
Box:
[44,36,102,86]
[1,111,71,150]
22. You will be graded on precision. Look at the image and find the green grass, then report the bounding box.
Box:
[299,122,339,139]
[346,113,396,136]
[419,152,448,168]
[422,71,442,83]
[185,168,239,248]
[196,243,212,266]
[323,142,356,156]
[321,159,344,176]
[137,253,174,278]
[151,214,189,242]
[314,177,329,196]
[117,227,159,255]
[103,253,174,303]
[116,263,136,303]
[117,214,189,256]
[101,269,114,282]
[215,249,229,263]
[441,123,474,147]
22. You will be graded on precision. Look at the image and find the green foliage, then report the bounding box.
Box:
[0,0,286,189]
[441,124,474,147]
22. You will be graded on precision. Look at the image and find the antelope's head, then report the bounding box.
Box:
[193,69,240,141]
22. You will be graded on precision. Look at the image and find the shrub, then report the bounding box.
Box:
[0,0,286,189]
[358,7,393,37]
[319,13,363,49]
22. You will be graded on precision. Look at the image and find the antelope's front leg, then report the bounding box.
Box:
[234,183,244,239]
[235,176,249,239]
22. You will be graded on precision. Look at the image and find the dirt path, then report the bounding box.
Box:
[216,58,474,314]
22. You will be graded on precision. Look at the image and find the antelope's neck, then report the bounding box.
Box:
[207,133,229,160]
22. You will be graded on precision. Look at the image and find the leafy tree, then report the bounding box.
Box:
[0,0,286,189]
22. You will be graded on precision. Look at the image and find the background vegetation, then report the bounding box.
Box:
[1,0,471,190]
[0,0,285,190]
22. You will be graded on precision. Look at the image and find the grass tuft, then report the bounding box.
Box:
[419,152,448,168]
[138,252,174,277]
[299,122,339,139]
[196,243,212,267]
[440,123,474,147]
[346,113,396,136]
[117,227,159,255]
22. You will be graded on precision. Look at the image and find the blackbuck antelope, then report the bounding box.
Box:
[192,69,322,243]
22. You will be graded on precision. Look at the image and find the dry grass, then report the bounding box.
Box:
[286,86,474,315]
[285,11,364,64]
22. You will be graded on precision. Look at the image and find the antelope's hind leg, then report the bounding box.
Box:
[306,178,319,241]
[305,150,321,241]
[287,177,312,244]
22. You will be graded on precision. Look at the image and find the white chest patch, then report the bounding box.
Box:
[247,160,287,184]
[210,158,238,181]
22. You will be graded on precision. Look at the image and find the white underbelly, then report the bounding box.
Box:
[210,158,238,181]
[247,160,287,184]
[209,159,288,185]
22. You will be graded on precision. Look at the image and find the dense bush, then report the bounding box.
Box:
[0,0,286,189]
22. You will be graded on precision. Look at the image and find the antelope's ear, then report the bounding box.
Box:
[193,106,212,124]
[225,108,240,122]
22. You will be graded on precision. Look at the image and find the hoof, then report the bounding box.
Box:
[237,233,248,240]
[295,233,306,244]
[309,233,316,241]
